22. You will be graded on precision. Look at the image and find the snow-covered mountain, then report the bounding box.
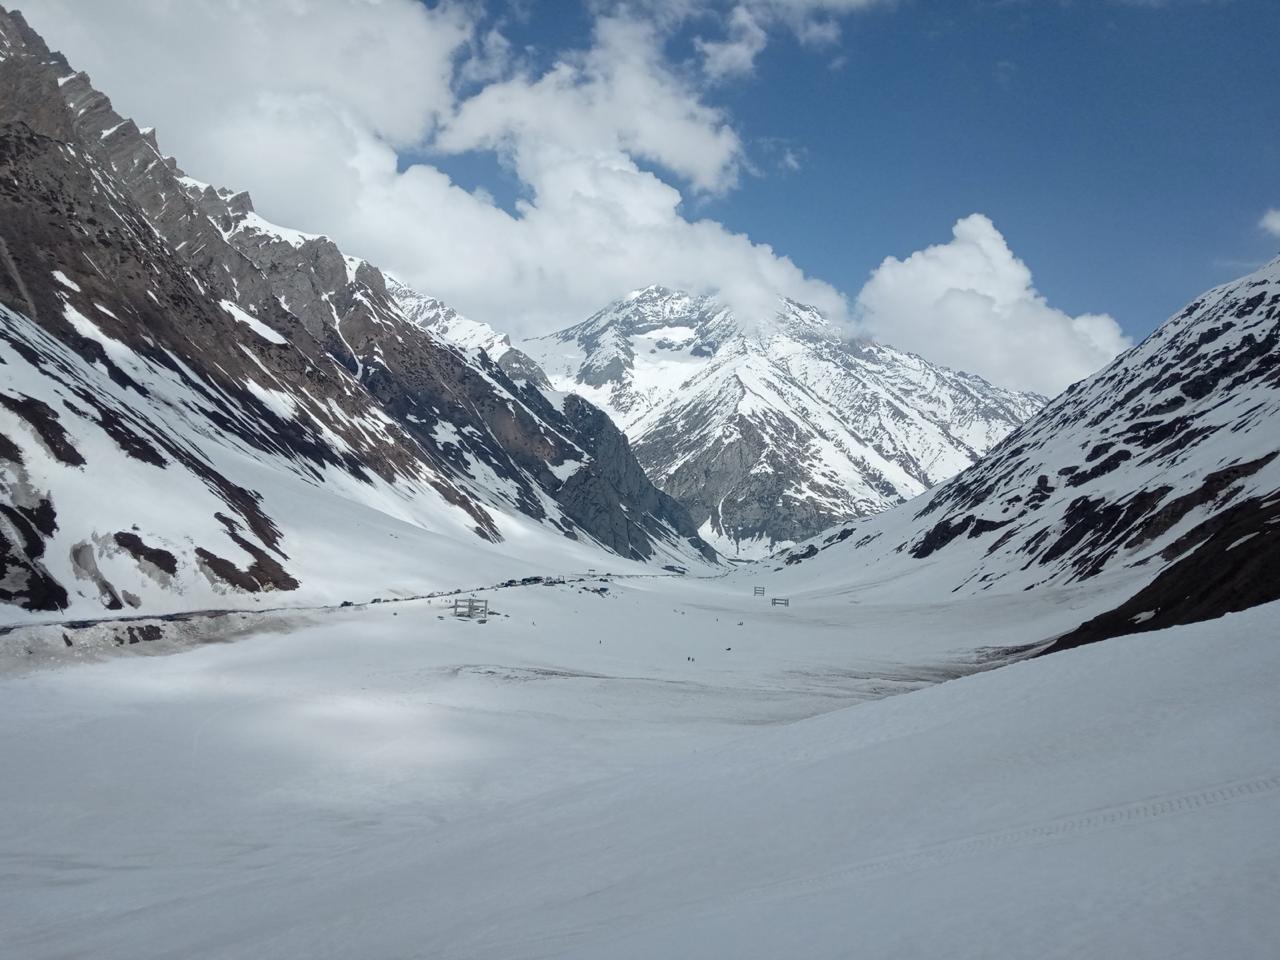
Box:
[776,255,1280,646]
[0,8,714,621]
[387,277,510,360]
[524,286,1044,556]
[385,275,551,386]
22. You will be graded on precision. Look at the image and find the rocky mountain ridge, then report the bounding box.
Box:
[386,275,550,386]
[0,7,714,620]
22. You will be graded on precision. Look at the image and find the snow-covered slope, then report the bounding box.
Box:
[777,256,1280,645]
[525,286,1044,556]
[386,275,512,360]
[385,275,552,386]
[0,8,714,622]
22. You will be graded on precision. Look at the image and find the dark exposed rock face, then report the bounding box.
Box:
[1042,490,1280,652]
[0,7,714,616]
[779,256,1280,644]
[557,396,714,562]
[524,285,1044,557]
[0,434,66,611]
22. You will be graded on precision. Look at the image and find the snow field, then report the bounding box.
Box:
[4,573,1275,957]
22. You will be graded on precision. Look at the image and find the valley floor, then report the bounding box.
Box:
[1,571,1277,958]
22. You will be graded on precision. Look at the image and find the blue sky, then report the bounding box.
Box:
[446,0,1280,341]
[28,0,1280,393]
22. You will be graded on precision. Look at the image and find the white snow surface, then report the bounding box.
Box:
[225,209,319,248]
[1,572,1276,959]
[50,269,80,292]
[219,298,287,344]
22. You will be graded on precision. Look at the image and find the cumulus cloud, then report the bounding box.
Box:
[20,0,1122,395]
[21,0,847,336]
[652,0,886,78]
[1260,208,1280,238]
[439,16,744,195]
[854,215,1131,396]
[26,0,468,150]
[695,6,769,81]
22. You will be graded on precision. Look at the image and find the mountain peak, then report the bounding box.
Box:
[580,284,841,351]
[626,283,682,301]
[387,276,515,359]
[524,288,1044,556]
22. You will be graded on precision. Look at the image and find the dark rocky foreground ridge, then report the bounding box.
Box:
[0,7,714,619]
[779,255,1280,645]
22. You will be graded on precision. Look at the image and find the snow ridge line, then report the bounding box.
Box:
[750,772,1280,897]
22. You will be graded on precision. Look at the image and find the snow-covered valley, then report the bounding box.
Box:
[3,570,1277,958]
[3,4,1279,957]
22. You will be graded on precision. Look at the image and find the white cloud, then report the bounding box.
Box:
[678,0,885,78]
[458,26,518,88]
[439,16,744,195]
[695,6,769,81]
[854,215,1131,396]
[25,0,470,151]
[605,0,884,79]
[19,0,847,338]
[1260,208,1280,238]
[711,0,886,28]
[22,0,1124,395]
[330,130,846,336]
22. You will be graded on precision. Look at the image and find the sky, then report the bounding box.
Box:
[18,0,1280,395]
